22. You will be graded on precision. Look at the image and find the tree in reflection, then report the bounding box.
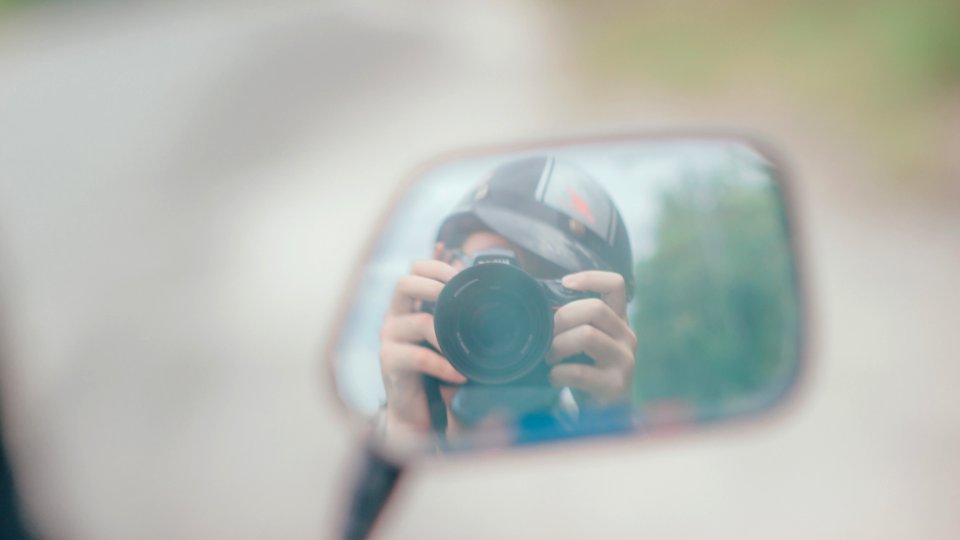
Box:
[630,177,798,418]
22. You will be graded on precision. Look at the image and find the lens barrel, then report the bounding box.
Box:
[433,262,552,384]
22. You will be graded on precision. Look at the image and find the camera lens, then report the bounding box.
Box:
[467,299,519,354]
[434,263,552,384]
[460,289,528,362]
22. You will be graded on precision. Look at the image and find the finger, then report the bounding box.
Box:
[549,363,626,398]
[381,312,439,349]
[381,342,467,384]
[554,298,637,349]
[561,271,628,318]
[411,260,457,282]
[548,324,634,369]
[389,275,445,314]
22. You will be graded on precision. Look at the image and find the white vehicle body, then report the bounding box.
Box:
[0,3,957,539]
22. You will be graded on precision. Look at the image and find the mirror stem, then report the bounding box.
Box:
[340,444,406,540]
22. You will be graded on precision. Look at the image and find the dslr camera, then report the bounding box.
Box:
[428,249,597,392]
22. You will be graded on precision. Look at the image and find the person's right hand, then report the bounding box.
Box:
[380,260,466,439]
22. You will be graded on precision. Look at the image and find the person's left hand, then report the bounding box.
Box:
[548,271,636,405]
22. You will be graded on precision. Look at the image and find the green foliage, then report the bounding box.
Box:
[0,0,58,16]
[630,176,798,415]
[569,0,960,190]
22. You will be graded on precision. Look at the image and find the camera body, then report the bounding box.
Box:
[426,249,597,424]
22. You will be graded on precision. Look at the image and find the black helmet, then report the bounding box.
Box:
[437,155,634,297]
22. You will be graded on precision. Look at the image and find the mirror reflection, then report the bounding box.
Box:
[332,136,801,452]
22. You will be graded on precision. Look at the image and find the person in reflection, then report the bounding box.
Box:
[378,156,637,447]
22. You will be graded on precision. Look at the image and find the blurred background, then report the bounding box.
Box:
[0,1,957,539]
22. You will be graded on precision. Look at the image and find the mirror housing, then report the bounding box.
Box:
[326,132,805,456]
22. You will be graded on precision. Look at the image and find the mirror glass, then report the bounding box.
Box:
[330,135,802,452]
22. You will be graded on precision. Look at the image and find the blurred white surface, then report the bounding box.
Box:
[0,2,957,539]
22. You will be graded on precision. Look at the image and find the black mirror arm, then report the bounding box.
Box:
[339,443,406,540]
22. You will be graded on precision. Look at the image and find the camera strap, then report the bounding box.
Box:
[421,375,448,445]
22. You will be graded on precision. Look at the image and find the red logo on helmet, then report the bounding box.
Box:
[568,187,596,225]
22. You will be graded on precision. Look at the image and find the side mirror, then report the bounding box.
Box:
[327,133,805,455]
